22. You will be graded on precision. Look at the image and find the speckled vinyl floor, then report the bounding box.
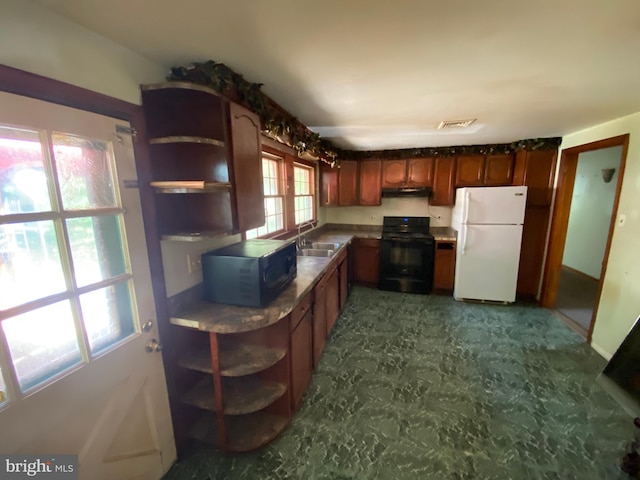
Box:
[163,287,634,480]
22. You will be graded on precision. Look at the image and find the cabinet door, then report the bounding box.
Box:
[517,207,550,298]
[320,162,339,206]
[325,268,340,334]
[228,102,264,231]
[339,256,349,310]
[358,159,382,206]
[455,155,485,186]
[313,280,327,367]
[431,157,456,206]
[407,157,434,187]
[290,309,313,410]
[513,150,557,207]
[484,154,514,185]
[433,241,456,290]
[381,159,407,187]
[338,160,358,206]
[353,238,380,285]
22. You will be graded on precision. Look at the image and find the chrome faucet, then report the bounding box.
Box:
[297,220,315,250]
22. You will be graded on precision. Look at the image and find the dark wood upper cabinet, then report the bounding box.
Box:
[512,150,558,207]
[484,154,514,186]
[431,157,456,206]
[381,160,407,187]
[338,160,358,206]
[455,155,485,186]
[406,157,434,187]
[358,159,382,206]
[320,162,339,206]
[228,101,264,232]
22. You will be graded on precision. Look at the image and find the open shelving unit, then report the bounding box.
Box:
[176,316,291,452]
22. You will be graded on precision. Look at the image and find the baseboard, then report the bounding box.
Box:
[591,341,612,361]
[561,264,599,283]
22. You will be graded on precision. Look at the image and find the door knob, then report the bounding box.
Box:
[142,320,153,332]
[145,338,162,353]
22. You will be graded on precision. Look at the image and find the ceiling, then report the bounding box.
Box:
[34,0,640,151]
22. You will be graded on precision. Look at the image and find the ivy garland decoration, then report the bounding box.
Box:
[168,60,561,164]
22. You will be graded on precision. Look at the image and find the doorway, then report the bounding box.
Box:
[540,135,629,342]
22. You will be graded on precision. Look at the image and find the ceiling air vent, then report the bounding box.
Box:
[437,119,477,130]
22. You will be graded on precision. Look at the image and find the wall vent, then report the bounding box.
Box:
[437,119,477,130]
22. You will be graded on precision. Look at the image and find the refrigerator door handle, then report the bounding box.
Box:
[463,190,470,224]
[461,226,467,255]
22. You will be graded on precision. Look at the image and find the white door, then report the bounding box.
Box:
[459,186,528,225]
[454,224,523,302]
[0,92,176,479]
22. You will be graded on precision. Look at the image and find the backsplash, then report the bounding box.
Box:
[321,197,452,226]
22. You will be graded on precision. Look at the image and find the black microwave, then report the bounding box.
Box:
[202,239,297,308]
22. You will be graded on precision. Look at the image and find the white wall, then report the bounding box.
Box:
[0,0,166,104]
[322,198,452,226]
[560,112,640,359]
[562,146,622,278]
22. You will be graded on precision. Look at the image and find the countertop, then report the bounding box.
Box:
[170,234,354,334]
[169,225,456,334]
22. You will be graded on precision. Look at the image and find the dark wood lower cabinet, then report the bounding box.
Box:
[290,308,312,411]
[312,278,328,368]
[325,268,340,334]
[339,252,348,310]
[433,240,456,291]
[353,238,380,286]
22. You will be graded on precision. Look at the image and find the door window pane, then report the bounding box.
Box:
[0,368,7,405]
[80,282,135,355]
[0,126,51,215]
[67,215,127,287]
[52,133,116,210]
[0,221,66,310]
[3,301,82,392]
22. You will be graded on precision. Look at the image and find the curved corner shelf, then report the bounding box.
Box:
[141,81,220,97]
[182,375,287,416]
[178,343,287,377]
[150,181,232,194]
[149,136,225,148]
[188,411,289,452]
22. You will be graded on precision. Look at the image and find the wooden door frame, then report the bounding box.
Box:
[539,134,629,342]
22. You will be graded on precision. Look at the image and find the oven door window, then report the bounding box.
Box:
[382,240,430,276]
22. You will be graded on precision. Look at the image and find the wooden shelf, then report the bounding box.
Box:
[178,343,287,376]
[150,181,232,194]
[149,136,225,148]
[161,229,232,242]
[188,411,289,452]
[182,375,287,415]
[141,81,221,96]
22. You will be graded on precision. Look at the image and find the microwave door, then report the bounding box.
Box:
[263,254,296,291]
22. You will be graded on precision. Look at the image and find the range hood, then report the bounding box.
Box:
[381,187,433,198]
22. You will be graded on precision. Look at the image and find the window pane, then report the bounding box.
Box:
[0,221,66,310]
[0,126,51,215]
[67,215,127,287]
[3,301,82,392]
[52,133,116,210]
[265,197,276,216]
[80,282,135,355]
[0,368,6,405]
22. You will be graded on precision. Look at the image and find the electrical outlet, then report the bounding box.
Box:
[186,253,202,274]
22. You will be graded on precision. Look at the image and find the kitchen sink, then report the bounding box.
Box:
[310,242,342,250]
[297,248,335,257]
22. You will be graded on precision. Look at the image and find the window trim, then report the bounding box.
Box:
[243,146,318,240]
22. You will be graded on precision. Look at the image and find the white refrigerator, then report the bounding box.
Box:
[451,186,528,303]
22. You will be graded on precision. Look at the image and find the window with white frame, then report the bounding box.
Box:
[245,154,285,239]
[0,125,136,396]
[294,163,314,224]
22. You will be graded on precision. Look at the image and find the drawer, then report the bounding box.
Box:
[291,291,313,331]
[356,237,381,248]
